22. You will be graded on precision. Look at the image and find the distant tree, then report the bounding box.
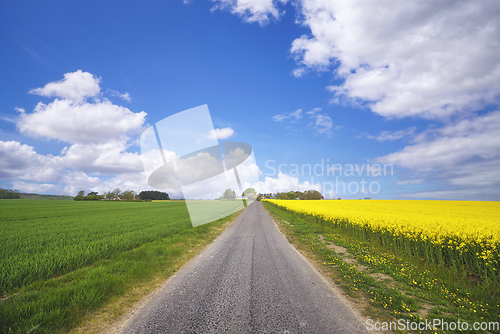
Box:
[241,188,257,200]
[119,190,135,201]
[74,190,85,201]
[242,188,256,200]
[112,188,121,200]
[274,192,293,200]
[0,188,21,199]
[73,190,105,201]
[261,193,274,199]
[242,188,256,197]
[256,193,262,201]
[223,188,236,200]
[103,191,114,200]
[300,190,323,200]
[84,193,103,201]
[138,190,170,200]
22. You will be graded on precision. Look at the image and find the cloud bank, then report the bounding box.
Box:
[211,0,500,199]
[1,71,150,195]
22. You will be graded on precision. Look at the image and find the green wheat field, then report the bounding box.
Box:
[0,199,242,333]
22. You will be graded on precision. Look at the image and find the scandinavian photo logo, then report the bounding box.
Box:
[140,105,259,227]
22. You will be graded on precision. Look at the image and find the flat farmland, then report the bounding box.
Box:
[0,200,192,294]
[0,199,243,333]
[265,199,500,278]
[263,200,500,332]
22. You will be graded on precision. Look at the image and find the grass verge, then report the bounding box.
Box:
[262,201,500,334]
[0,209,242,334]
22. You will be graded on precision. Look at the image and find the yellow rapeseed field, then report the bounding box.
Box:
[266,200,500,278]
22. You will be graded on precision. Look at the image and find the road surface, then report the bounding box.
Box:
[119,201,367,334]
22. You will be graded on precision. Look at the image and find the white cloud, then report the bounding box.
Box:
[1,71,153,196]
[17,98,146,145]
[202,1,500,198]
[108,89,131,102]
[95,171,154,195]
[1,115,17,124]
[29,70,101,102]
[273,107,340,137]
[290,0,500,119]
[378,111,500,172]
[211,0,288,26]
[214,1,500,119]
[272,109,302,122]
[396,178,424,185]
[401,188,498,200]
[323,189,337,199]
[12,181,57,194]
[0,139,147,186]
[272,114,287,122]
[0,140,63,182]
[363,127,417,142]
[61,142,144,174]
[291,67,306,78]
[11,170,153,197]
[313,113,333,136]
[305,107,321,115]
[306,107,341,137]
[149,146,261,200]
[2,139,157,196]
[120,92,131,102]
[15,107,25,113]
[176,152,223,185]
[210,1,500,196]
[207,127,235,140]
[289,109,303,121]
[251,171,322,194]
[224,147,249,169]
[376,110,500,199]
[1,138,252,197]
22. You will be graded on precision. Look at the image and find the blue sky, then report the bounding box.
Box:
[1,0,499,200]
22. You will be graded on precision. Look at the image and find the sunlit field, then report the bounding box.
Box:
[0,199,243,333]
[263,200,500,331]
[0,200,192,294]
[266,200,500,279]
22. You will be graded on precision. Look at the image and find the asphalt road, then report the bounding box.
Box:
[119,201,367,334]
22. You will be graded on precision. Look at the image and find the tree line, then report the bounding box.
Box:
[74,189,170,201]
[217,188,257,201]
[214,188,324,201]
[257,190,323,201]
[0,188,21,199]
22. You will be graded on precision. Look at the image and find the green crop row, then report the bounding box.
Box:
[0,200,192,294]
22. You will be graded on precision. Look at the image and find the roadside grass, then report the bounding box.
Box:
[263,201,500,334]
[0,200,242,334]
